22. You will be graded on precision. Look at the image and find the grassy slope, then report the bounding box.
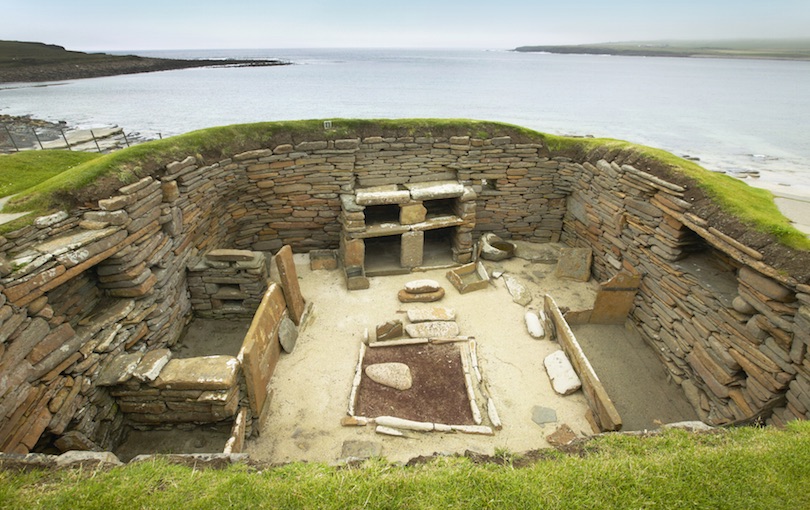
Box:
[0,151,100,198]
[1,119,806,250]
[1,423,808,509]
[514,39,810,60]
[0,40,142,69]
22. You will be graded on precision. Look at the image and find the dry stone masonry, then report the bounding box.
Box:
[0,123,808,456]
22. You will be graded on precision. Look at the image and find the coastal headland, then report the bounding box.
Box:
[0,40,288,83]
[514,39,810,61]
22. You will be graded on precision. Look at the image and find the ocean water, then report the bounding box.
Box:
[2,48,809,196]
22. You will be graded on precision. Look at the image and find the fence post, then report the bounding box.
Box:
[60,129,71,151]
[32,128,44,150]
[122,131,131,147]
[2,124,20,152]
[90,130,101,153]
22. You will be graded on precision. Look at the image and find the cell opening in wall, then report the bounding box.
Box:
[363,204,400,225]
[424,198,456,219]
[423,227,456,267]
[364,235,407,276]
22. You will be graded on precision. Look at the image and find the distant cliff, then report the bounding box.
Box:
[0,40,288,83]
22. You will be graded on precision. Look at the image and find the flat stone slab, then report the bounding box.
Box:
[96,351,144,386]
[365,362,413,390]
[404,279,441,294]
[546,423,577,447]
[544,350,582,396]
[407,307,456,323]
[555,248,593,282]
[531,405,558,425]
[154,355,239,390]
[404,180,464,201]
[504,274,532,306]
[132,348,172,382]
[340,440,382,461]
[376,320,403,341]
[33,227,120,257]
[206,249,255,262]
[398,288,445,303]
[525,310,545,338]
[404,321,459,338]
[355,185,411,205]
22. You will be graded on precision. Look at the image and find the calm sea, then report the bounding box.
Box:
[2,48,809,195]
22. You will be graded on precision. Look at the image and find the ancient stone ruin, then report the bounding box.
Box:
[0,122,808,459]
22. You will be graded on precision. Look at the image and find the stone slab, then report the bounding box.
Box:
[206,249,255,262]
[406,307,456,323]
[376,320,403,341]
[400,203,427,224]
[531,405,558,425]
[355,185,411,206]
[240,283,286,417]
[404,180,464,201]
[132,348,171,382]
[590,271,641,324]
[154,355,239,391]
[503,274,532,306]
[279,315,298,353]
[398,288,444,303]
[405,321,459,338]
[96,352,145,387]
[33,227,120,257]
[544,350,582,396]
[555,247,593,281]
[404,279,441,294]
[340,440,382,461]
[401,231,424,268]
[275,245,306,325]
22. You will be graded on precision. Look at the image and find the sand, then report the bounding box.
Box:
[245,249,602,465]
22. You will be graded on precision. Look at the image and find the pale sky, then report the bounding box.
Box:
[4,0,810,51]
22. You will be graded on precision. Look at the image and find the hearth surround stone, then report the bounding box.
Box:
[0,124,807,456]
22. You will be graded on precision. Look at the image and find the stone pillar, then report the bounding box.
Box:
[401,231,424,268]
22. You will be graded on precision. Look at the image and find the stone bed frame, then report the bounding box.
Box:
[0,123,808,456]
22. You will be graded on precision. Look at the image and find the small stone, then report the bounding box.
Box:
[544,350,582,396]
[398,288,445,303]
[376,320,403,341]
[279,316,299,353]
[546,424,577,447]
[503,274,532,306]
[56,451,122,468]
[406,307,456,323]
[732,295,756,315]
[340,416,369,427]
[365,362,413,390]
[525,310,545,338]
[405,279,441,294]
[531,405,558,425]
[34,211,69,228]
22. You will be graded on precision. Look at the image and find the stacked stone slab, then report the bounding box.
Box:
[187,249,268,318]
[560,155,809,426]
[1,124,808,455]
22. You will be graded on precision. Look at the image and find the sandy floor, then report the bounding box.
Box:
[246,248,604,464]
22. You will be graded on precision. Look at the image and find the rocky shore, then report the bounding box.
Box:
[0,41,288,84]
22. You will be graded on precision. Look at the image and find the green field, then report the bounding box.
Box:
[1,423,809,509]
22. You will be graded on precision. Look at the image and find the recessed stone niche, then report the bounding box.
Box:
[338,180,476,288]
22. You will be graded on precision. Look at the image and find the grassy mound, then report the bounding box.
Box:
[1,422,808,509]
[1,119,806,250]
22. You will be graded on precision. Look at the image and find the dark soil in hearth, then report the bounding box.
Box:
[355,343,474,425]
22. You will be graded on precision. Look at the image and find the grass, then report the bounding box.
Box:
[0,151,100,198]
[1,422,808,509]
[0,119,806,249]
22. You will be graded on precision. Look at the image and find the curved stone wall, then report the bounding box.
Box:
[0,123,807,454]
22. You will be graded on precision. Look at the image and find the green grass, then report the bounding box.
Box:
[1,119,806,249]
[0,151,100,198]
[1,422,808,509]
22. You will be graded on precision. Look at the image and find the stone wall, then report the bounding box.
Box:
[0,124,808,454]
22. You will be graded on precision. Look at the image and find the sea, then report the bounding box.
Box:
[2,48,809,198]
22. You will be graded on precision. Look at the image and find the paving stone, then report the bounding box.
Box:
[531,405,557,425]
[503,274,532,306]
[340,440,382,461]
[404,321,459,338]
[555,247,592,281]
[544,350,582,396]
[406,307,456,323]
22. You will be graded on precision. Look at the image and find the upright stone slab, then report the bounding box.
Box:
[555,247,593,282]
[590,271,641,324]
[241,283,287,419]
[275,245,306,325]
[401,231,424,268]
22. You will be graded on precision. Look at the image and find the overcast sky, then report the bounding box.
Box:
[4,0,810,51]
